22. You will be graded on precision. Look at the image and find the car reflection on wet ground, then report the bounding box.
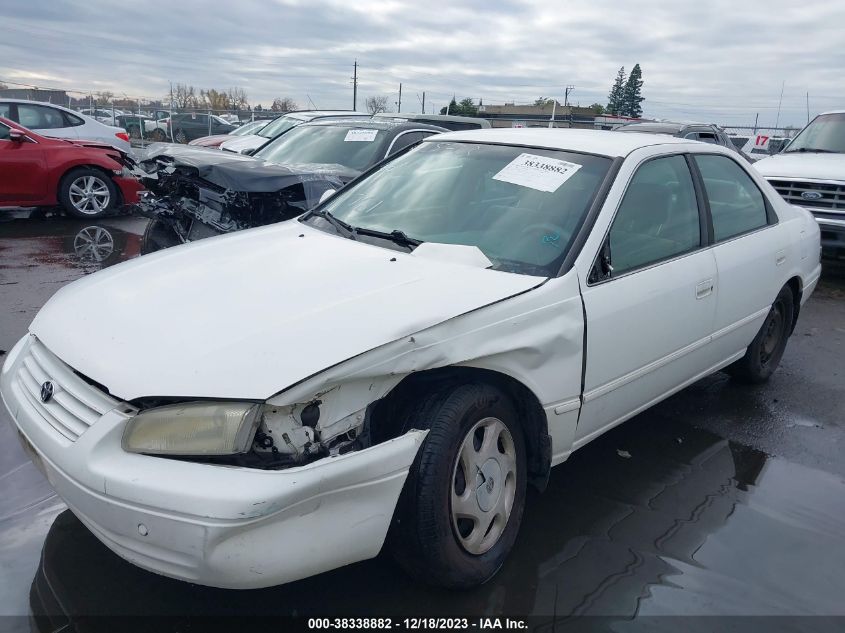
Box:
[1,208,844,631]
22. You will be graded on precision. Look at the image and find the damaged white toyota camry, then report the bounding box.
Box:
[2,129,821,589]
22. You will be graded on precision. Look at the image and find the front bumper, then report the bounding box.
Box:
[815,214,845,259]
[1,334,426,589]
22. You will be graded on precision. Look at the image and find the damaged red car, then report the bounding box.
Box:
[0,116,142,218]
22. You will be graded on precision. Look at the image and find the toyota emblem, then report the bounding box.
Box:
[40,381,54,403]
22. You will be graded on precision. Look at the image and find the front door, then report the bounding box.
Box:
[0,122,45,203]
[576,153,717,446]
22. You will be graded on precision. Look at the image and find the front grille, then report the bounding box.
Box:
[767,179,845,212]
[15,338,120,441]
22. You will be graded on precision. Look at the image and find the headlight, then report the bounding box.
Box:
[122,401,261,456]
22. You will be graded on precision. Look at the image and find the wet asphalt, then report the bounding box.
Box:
[0,208,844,630]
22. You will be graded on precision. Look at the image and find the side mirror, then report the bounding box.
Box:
[319,189,337,205]
[9,129,27,143]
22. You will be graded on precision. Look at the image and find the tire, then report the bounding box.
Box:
[128,126,142,140]
[174,128,188,144]
[58,168,119,218]
[141,219,182,254]
[726,285,795,384]
[388,383,527,588]
[150,128,168,143]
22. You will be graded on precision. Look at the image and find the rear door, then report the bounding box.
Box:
[691,153,788,362]
[0,121,47,203]
[576,152,717,446]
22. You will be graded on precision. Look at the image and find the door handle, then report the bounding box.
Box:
[695,279,714,299]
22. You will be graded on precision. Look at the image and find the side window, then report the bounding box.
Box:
[0,102,11,119]
[387,131,424,156]
[694,154,769,241]
[17,104,66,129]
[0,122,10,141]
[62,111,85,127]
[607,155,701,275]
[697,132,719,144]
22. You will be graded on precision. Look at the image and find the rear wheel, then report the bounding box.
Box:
[389,383,527,588]
[726,285,795,384]
[174,128,188,144]
[150,128,168,142]
[58,168,118,218]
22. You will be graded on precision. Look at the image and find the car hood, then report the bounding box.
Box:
[139,143,358,191]
[220,134,266,153]
[754,152,845,181]
[30,221,542,401]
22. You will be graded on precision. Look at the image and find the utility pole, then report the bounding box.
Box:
[806,92,810,124]
[351,60,358,111]
[564,85,575,107]
[397,83,402,113]
[753,112,759,134]
[775,80,785,129]
[421,91,425,114]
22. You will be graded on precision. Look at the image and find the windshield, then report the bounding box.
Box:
[257,114,302,138]
[785,113,845,153]
[307,141,612,276]
[232,120,267,136]
[255,125,386,171]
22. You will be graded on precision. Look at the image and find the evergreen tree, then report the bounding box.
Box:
[621,64,644,118]
[440,97,458,115]
[606,67,626,115]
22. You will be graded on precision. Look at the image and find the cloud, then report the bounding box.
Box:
[0,0,842,126]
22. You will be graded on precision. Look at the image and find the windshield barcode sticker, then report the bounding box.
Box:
[492,153,582,192]
[344,129,378,142]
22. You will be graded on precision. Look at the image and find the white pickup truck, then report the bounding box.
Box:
[754,110,845,259]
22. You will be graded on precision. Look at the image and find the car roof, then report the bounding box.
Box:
[0,98,75,112]
[288,110,370,121]
[819,110,845,116]
[300,118,448,133]
[373,113,491,127]
[422,128,692,157]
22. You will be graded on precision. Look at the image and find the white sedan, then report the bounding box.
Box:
[0,99,131,152]
[1,129,821,589]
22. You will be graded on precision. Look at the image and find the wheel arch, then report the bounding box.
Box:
[785,275,802,335]
[58,164,123,205]
[371,366,552,492]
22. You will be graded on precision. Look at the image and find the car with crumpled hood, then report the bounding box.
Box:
[219,110,371,154]
[135,118,447,251]
[2,128,820,592]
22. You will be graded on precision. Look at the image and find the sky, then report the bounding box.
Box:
[1,0,843,128]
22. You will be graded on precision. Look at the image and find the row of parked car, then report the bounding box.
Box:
[2,98,844,259]
[1,103,824,592]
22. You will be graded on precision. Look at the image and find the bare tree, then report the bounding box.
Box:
[365,95,389,114]
[96,91,114,106]
[0,82,8,90]
[227,87,249,111]
[170,83,198,109]
[271,97,298,112]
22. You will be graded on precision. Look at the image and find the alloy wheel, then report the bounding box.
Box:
[68,176,111,215]
[73,226,115,262]
[451,417,517,555]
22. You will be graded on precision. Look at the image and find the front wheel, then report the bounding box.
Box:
[726,285,795,384]
[58,168,119,218]
[389,383,527,588]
